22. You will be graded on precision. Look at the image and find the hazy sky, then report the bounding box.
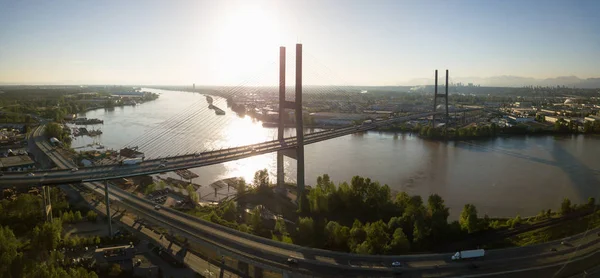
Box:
[1,0,599,85]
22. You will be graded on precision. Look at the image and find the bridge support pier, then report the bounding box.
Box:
[104,180,113,237]
[276,151,284,187]
[254,266,263,278]
[41,185,52,222]
[277,46,286,188]
[295,43,305,202]
[432,69,450,133]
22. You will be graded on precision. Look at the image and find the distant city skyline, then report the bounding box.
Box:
[1,0,599,86]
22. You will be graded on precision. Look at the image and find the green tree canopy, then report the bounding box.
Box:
[459,204,479,233]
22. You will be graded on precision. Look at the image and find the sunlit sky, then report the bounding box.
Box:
[1,0,599,86]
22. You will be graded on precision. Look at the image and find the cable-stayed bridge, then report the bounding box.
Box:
[5,44,472,188]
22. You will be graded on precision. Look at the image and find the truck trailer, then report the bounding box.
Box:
[451,249,485,261]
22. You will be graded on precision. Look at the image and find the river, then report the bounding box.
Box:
[71,88,600,218]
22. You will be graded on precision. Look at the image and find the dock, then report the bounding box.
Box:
[72,118,104,125]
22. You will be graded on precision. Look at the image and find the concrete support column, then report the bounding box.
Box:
[295,43,305,199]
[104,180,112,237]
[47,186,53,221]
[254,266,263,278]
[445,69,449,133]
[41,185,52,221]
[432,70,438,127]
[277,46,286,188]
[277,151,284,187]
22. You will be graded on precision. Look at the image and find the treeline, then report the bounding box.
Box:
[380,120,600,141]
[0,191,96,278]
[0,189,137,278]
[195,171,599,255]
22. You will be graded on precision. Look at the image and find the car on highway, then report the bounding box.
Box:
[286,257,298,265]
[159,163,166,168]
[71,167,78,172]
[27,172,35,176]
[154,205,161,210]
[391,261,403,267]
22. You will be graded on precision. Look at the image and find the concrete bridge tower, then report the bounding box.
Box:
[276,44,305,207]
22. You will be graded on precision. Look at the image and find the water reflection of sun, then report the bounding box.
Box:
[220,116,278,184]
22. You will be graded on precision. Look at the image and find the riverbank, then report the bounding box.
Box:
[377,123,600,141]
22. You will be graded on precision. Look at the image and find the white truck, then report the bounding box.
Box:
[121,158,143,165]
[451,249,485,261]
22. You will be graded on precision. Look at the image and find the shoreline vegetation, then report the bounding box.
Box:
[377,119,600,140]
[183,170,600,255]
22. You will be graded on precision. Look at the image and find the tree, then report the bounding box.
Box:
[249,207,268,238]
[86,211,98,222]
[45,122,63,139]
[588,197,596,208]
[186,185,198,204]
[238,224,249,233]
[354,241,371,254]
[275,218,288,237]
[62,211,73,223]
[144,183,156,194]
[561,198,572,215]
[365,220,390,254]
[32,219,63,253]
[324,221,347,250]
[387,217,402,233]
[348,219,366,251]
[253,169,269,189]
[386,228,410,254]
[108,263,122,276]
[74,211,83,222]
[221,201,237,222]
[236,178,246,195]
[0,226,21,276]
[459,204,479,233]
[427,194,450,243]
[297,217,315,246]
[157,180,167,190]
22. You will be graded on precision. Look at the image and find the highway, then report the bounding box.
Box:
[21,117,600,277]
[0,110,466,186]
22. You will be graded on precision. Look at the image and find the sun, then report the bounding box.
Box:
[214,6,283,85]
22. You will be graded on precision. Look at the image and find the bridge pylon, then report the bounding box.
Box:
[41,185,52,222]
[432,69,450,132]
[276,44,305,207]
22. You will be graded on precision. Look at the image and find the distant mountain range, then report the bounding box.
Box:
[404,76,600,89]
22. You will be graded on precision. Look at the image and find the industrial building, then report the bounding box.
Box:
[0,155,35,171]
